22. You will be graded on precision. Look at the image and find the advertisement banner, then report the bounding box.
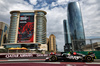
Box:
[0,53,49,58]
[18,13,34,43]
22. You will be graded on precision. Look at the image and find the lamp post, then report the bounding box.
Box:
[90,39,93,51]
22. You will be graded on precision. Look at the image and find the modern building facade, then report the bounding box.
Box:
[0,22,9,48]
[48,34,56,52]
[63,20,72,52]
[67,2,85,51]
[3,10,47,50]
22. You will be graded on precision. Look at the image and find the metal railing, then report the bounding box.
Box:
[71,38,100,51]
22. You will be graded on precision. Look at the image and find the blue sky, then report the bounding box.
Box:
[0,0,100,51]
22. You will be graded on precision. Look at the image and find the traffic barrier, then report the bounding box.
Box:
[75,51,100,59]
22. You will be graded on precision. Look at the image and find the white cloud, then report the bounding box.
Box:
[0,0,33,25]
[79,0,100,38]
[57,0,68,5]
[29,0,37,5]
[51,2,57,7]
[40,6,67,51]
[0,0,100,51]
[42,2,48,7]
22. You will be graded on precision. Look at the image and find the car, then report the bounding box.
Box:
[45,52,96,62]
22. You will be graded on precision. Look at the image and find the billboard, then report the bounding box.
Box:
[18,13,34,43]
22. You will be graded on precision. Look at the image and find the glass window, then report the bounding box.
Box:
[12,13,18,16]
[37,12,44,15]
[68,2,85,51]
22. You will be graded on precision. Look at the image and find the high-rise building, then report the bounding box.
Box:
[48,34,56,52]
[46,38,49,51]
[63,20,72,51]
[0,22,9,48]
[3,10,47,50]
[67,2,85,51]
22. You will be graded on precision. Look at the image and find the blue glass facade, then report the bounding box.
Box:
[63,20,68,44]
[63,20,72,51]
[67,2,85,51]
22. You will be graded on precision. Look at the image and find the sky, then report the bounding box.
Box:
[0,0,100,51]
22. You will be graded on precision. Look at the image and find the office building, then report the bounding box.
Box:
[46,38,49,51]
[63,20,72,51]
[48,34,56,52]
[67,2,85,51]
[0,22,9,48]
[3,10,47,51]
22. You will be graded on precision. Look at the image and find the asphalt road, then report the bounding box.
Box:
[0,61,100,66]
[0,58,100,66]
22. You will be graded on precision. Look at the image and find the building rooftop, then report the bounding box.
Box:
[10,10,47,15]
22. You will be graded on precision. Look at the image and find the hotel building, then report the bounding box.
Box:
[3,10,47,51]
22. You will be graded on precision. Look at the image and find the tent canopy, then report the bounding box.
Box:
[29,49,36,50]
[9,47,28,50]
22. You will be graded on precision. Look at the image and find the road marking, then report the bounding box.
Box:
[0,59,45,62]
[0,60,8,61]
[8,59,29,61]
[60,62,85,64]
[86,62,100,64]
[34,62,60,64]
[29,59,45,60]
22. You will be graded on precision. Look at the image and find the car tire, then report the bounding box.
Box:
[45,59,49,62]
[51,55,57,62]
[85,56,93,62]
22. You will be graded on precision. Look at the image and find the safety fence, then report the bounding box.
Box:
[75,51,100,59]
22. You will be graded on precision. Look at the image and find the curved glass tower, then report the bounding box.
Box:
[68,2,85,51]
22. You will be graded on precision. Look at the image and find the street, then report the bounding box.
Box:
[0,59,100,66]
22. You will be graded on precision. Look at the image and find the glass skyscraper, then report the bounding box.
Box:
[67,2,85,51]
[63,20,72,51]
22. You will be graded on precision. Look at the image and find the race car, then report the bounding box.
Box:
[45,52,95,62]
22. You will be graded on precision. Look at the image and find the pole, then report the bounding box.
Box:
[90,39,93,51]
[72,40,74,52]
[8,49,9,53]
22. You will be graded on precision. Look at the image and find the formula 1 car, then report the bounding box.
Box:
[45,52,95,62]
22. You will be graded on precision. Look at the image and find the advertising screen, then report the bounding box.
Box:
[17,13,34,43]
